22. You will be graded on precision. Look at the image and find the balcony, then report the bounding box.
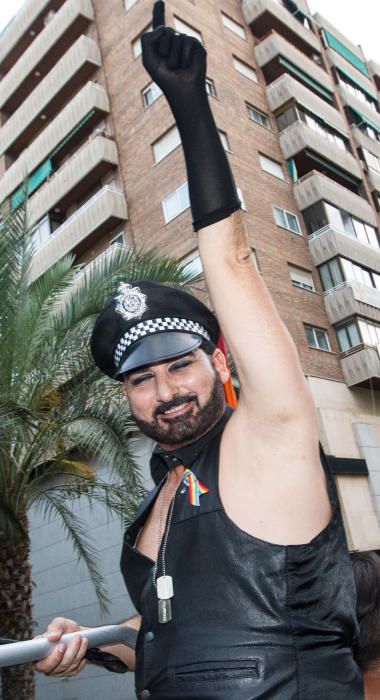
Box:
[351,126,380,162]
[30,185,128,281]
[366,167,380,194]
[254,32,333,96]
[338,85,380,134]
[0,0,65,76]
[323,281,380,325]
[308,226,380,273]
[314,13,367,69]
[369,60,380,92]
[0,0,94,114]
[294,171,377,224]
[0,82,110,205]
[325,49,376,100]
[267,75,347,135]
[243,0,320,55]
[340,344,380,388]
[0,36,101,158]
[279,121,361,179]
[28,135,119,228]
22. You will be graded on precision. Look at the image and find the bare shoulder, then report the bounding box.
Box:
[219,406,332,546]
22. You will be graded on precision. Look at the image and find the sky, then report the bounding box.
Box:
[0,0,379,63]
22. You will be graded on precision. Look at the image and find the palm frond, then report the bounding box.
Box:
[32,488,110,614]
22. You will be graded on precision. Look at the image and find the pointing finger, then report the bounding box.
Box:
[153,0,165,30]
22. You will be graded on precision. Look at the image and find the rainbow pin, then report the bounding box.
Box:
[182,468,209,506]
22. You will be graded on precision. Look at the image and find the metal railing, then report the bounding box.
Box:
[339,342,380,359]
[308,223,379,251]
[36,184,124,252]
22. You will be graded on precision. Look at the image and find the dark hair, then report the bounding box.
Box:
[352,551,380,672]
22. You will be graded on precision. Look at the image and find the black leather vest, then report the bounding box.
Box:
[120,409,364,699]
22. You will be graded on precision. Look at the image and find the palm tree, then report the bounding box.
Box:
[0,199,203,699]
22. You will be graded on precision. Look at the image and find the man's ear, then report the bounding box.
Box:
[121,380,129,400]
[211,347,230,384]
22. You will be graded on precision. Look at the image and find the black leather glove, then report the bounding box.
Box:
[142,1,241,231]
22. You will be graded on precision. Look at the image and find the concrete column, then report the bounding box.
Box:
[353,422,380,522]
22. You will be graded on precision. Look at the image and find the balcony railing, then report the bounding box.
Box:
[40,184,123,249]
[323,281,350,296]
[0,0,94,112]
[0,82,110,205]
[340,343,380,387]
[309,224,378,251]
[322,280,380,327]
[242,0,320,53]
[294,170,377,224]
[323,279,380,304]
[30,183,128,280]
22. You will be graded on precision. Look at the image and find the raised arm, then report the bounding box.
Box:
[141,2,314,424]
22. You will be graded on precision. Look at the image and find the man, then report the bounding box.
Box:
[352,552,380,700]
[35,2,364,698]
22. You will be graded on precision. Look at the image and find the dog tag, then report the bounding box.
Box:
[158,598,172,623]
[157,576,173,624]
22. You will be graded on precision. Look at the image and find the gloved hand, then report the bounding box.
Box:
[142,1,241,231]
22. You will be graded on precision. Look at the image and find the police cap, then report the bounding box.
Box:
[90,280,220,380]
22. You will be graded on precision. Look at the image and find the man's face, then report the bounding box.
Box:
[122,348,229,449]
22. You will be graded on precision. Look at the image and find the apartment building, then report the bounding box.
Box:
[1,0,380,543]
[1,1,380,695]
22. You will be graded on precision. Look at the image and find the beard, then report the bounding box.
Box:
[131,371,226,447]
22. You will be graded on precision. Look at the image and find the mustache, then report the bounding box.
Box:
[154,394,199,417]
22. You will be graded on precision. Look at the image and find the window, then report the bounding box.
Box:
[289,265,314,291]
[237,187,246,211]
[336,319,380,351]
[299,109,349,151]
[221,13,246,39]
[246,103,269,129]
[181,250,203,277]
[110,232,125,246]
[363,147,380,174]
[142,81,163,107]
[205,78,217,98]
[273,206,300,234]
[359,319,380,346]
[336,321,361,352]
[174,17,202,43]
[304,325,330,351]
[162,182,190,223]
[260,154,284,180]
[233,57,257,83]
[337,71,378,113]
[319,259,344,291]
[218,130,231,152]
[304,202,380,249]
[152,126,181,163]
[276,105,298,132]
[132,24,152,58]
[250,248,260,271]
[31,216,51,250]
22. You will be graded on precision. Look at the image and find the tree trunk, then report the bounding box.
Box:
[0,512,35,700]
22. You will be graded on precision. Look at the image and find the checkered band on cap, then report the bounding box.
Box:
[114,317,211,368]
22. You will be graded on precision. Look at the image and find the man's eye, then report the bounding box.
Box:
[171,360,192,371]
[131,374,152,386]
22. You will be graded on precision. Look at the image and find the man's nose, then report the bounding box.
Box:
[154,373,178,403]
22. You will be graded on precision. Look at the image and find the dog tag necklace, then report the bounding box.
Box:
[153,474,179,623]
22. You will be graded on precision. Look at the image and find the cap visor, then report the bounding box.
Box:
[115,332,204,377]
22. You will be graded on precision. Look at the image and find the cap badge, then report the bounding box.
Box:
[115,283,148,321]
